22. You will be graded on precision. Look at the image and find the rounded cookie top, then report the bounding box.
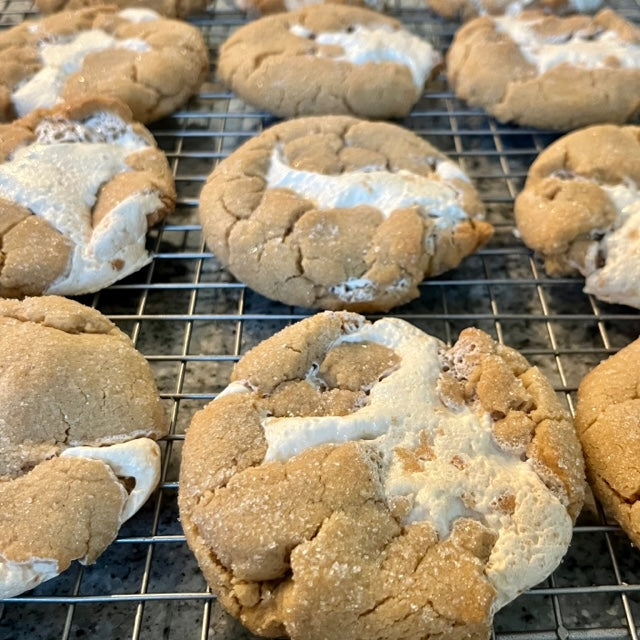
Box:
[0,98,175,297]
[515,124,640,308]
[0,6,209,123]
[199,116,492,312]
[36,0,208,18]
[179,311,585,640]
[235,0,383,17]
[576,338,640,548]
[427,0,602,21]
[447,8,640,130]
[0,295,169,598]
[217,4,441,119]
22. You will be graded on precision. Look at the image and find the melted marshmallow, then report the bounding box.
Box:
[265,148,470,228]
[0,112,161,295]
[581,182,640,307]
[224,317,572,609]
[290,23,439,89]
[12,9,157,116]
[494,14,640,74]
[0,438,160,599]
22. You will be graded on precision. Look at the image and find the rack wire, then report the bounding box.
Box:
[2,0,640,638]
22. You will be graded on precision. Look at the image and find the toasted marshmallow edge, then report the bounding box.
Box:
[0,439,161,599]
[220,316,573,612]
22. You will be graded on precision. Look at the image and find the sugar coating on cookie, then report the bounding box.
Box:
[576,338,640,549]
[217,5,441,119]
[0,99,175,297]
[179,311,584,639]
[0,6,209,123]
[0,295,168,598]
[36,0,208,19]
[200,116,492,312]
[427,0,602,21]
[447,9,640,129]
[515,124,640,308]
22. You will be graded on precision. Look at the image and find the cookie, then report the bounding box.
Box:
[199,116,492,311]
[0,6,209,123]
[575,338,640,547]
[427,0,602,21]
[0,295,168,598]
[235,0,383,17]
[515,124,640,308]
[447,9,640,130]
[217,4,441,119]
[179,311,585,640]
[0,98,175,297]
[36,0,208,18]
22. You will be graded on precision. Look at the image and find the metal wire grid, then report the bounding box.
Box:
[2,1,640,638]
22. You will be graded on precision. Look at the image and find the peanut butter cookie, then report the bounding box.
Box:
[0,98,175,297]
[0,6,209,123]
[218,4,441,119]
[199,115,492,312]
[515,124,640,308]
[0,295,168,598]
[179,311,585,640]
[447,9,640,130]
[576,338,640,548]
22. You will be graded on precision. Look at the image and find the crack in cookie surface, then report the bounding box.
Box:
[179,311,585,640]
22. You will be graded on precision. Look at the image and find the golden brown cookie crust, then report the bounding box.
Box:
[427,0,600,21]
[447,9,640,130]
[0,98,176,298]
[199,115,492,312]
[515,124,640,307]
[217,4,439,119]
[179,312,584,640]
[0,6,209,123]
[35,0,208,18]
[0,295,168,480]
[576,338,640,548]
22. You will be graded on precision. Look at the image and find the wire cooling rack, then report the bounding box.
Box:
[2,1,640,638]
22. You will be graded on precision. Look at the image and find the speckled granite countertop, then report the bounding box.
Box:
[2,0,640,638]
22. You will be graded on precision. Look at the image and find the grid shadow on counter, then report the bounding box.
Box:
[2,0,640,638]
